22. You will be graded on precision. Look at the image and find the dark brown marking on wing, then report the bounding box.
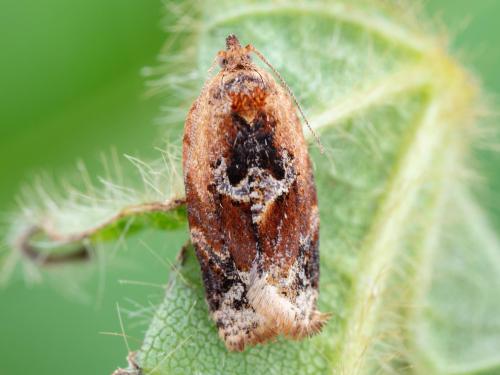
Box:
[219,195,257,271]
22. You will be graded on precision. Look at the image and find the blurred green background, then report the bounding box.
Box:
[0,1,498,374]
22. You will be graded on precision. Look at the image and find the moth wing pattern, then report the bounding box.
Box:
[183,35,328,351]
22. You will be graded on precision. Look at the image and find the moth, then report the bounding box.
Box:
[183,34,327,351]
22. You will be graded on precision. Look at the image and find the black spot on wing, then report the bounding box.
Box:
[226,112,285,185]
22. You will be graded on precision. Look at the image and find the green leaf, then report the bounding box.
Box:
[5,1,500,374]
[410,189,500,375]
[136,1,500,374]
[2,149,186,281]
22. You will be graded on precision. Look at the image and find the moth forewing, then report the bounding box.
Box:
[182,34,328,352]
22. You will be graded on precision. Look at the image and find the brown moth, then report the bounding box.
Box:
[182,34,328,352]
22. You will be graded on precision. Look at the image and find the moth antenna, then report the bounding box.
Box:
[247,45,324,153]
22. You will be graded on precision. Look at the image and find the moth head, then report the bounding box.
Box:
[217,34,252,70]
